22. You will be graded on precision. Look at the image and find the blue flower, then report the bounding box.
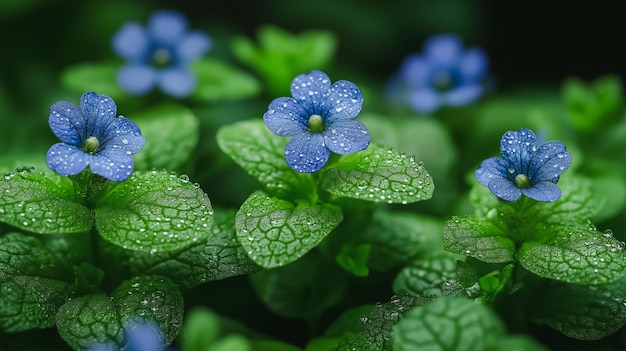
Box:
[46,92,145,182]
[475,128,572,202]
[263,70,370,173]
[387,34,489,114]
[87,320,166,351]
[112,10,212,98]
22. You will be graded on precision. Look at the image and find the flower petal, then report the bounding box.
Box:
[423,34,463,67]
[102,117,146,154]
[399,54,430,88]
[79,92,118,140]
[290,70,331,115]
[323,120,370,154]
[148,10,187,45]
[111,22,148,61]
[46,143,89,176]
[177,31,212,61]
[488,177,522,202]
[89,149,135,182]
[522,181,562,202]
[263,97,308,136]
[406,89,440,114]
[117,65,155,95]
[499,128,537,175]
[158,67,196,98]
[444,85,483,106]
[323,80,363,123]
[475,157,509,187]
[49,101,84,145]
[459,48,489,81]
[528,140,572,182]
[284,132,329,173]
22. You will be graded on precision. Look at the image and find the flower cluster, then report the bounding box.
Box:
[263,70,370,173]
[112,10,212,98]
[387,34,489,114]
[475,128,572,202]
[46,92,145,182]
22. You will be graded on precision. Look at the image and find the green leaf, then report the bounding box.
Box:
[392,251,460,299]
[489,336,550,351]
[360,210,445,272]
[250,251,347,319]
[320,144,434,204]
[517,223,626,284]
[216,119,316,200]
[443,216,515,263]
[335,333,378,351]
[211,335,252,351]
[231,25,337,96]
[392,297,505,351]
[132,103,200,171]
[0,232,75,332]
[180,308,221,351]
[324,304,374,338]
[190,58,261,102]
[563,74,623,131]
[94,170,214,253]
[130,210,260,289]
[336,244,371,277]
[235,191,342,268]
[529,275,626,340]
[0,170,92,234]
[55,294,124,350]
[111,275,184,346]
[60,62,127,100]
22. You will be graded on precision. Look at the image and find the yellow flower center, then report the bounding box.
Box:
[515,174,531,189]
[83,136,100,154]
[308,114,324,133]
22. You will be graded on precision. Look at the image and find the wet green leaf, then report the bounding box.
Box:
[0,171,92,234]
[443,216,515,263]
[392,251,460,299]
[95,170,214,253]
[235,191,342,268]
[320,144,434,204]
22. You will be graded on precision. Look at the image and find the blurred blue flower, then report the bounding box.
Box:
[475,128,572,202]
[112,10,212,98]
[46,92,145,182]
[87,320,166,351]
[263,70,369,173]
[387,34,489,114]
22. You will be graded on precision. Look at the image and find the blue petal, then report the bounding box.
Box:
[406,89,440,114]
[475,157,509,187]
[444,85,483,106]
[263,97,308,136]
[124,321,164,351]
[290,70,331,115]
[177,31,211,61]
[499,128,537,175]
[111,22,148,61]
[528,140,571,182]
[46,143,89,176]
[148,10,187,45]
[158,67,196,98]
[423,34,462,67]
[117,65,155,95]
[79,92,118,139]
[49,100,84,145]
[399,54,430,88]
[86,342,116,351]
[284,132,329,173]
[522,181,562,202]
[488,177,522,201]
[89,149,135,181]
[102,117,146,154]
[323,80,363,123]
[459,48,489,81]
[323,120,370,154]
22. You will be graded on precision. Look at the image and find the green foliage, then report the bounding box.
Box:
[0,170,92,234]
[320,144,435,204]
[235,191,342,268]
[190,58,262,102]
[562,74,623,131]
[94,170,214,253]
[231,25,337,96]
